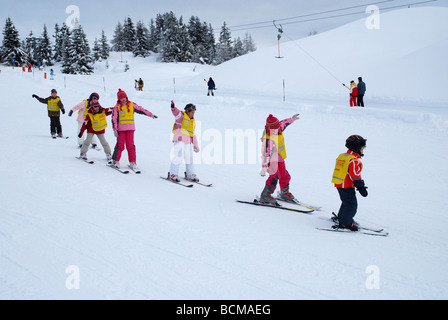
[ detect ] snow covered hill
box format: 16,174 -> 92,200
1,7 -> 447,300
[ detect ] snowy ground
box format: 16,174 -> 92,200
1,7 -> 448,300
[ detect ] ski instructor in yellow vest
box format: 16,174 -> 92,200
32,89 -> 66,138
331,135 -> 368,231
167,100 -> 200,182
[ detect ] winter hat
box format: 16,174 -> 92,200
117,89 -> 128,101
265,114 -> 280,130
89,92 -> 99,100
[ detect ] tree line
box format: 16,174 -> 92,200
0,12 -> 256,75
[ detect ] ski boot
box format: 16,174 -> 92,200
168,172 -> 180,182
259,185 -> 279,205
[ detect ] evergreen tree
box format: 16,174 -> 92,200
99,30 -> 110,60
158,12 -> 180,62
243,32 -> 256,53
215,22 -> 232,65
111,22 -> 124,52
24,31 -> 37,65
232,36 -> 244,58
37,25 -> 53,66
133,20 -> 150,57
92,38 -> 101,61
147,19 -> 158,53
1,17 -> 25,65
60,26 -> 73,73
61,23 -> 94,74
177,16 -> 193,62
122,17 -> 136,51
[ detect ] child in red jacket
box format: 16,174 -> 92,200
78,96 -> 112,162
331,135 -> 368,231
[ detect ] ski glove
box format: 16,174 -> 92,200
260,167 -> 267,177
68,110 -> 73,117
292,113 -> 300,119
353,179 -> 368,197
152,114 -> 158,119
78,132 -> 83,138
32,94 -> 37,98
171,100 -> 175,109
114,131 -> 119,138
61,108 -> 65,115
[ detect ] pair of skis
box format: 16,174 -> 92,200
236,196 -> 318,214
76,157 -> 140,174
160,173 -> 212,188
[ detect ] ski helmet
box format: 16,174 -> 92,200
89,92 -> 99,100
345,135 -> 367,155
184,104 -> 196,112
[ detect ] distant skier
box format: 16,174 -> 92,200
167,100 -> 200,182
77,97 -> 113,163
32,89 -> 66,138
138,78 -> 144,91
68,93 -> 101,149
206,77 -> 215,96
357,77 -> 366,107
50,69 -> 54,80
331,135 -> 368,231
348,80 -> 358,107
111,89 -> 158,170
259,113 -> 300,205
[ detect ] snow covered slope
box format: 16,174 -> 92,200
1,7 -> 447,300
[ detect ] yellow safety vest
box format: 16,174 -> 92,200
88,111 -> 108,132
173,112 -> 195,137
118,102 -> 135,125
264,131 -> 287,159
331,153 -> 357,184
47,97 -> 61,112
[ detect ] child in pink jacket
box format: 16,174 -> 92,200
259,113 -> 300,205
111,89 -> 158,170
68,92 -> 100,148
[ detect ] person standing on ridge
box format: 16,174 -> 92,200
357,77 -> 366,107
206,77 -> 215,96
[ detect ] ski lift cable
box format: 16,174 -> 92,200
282,31 -> 345,86
226,0 -> 438,33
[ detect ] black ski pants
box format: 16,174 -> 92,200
49,116 -> 62,134
337,187 -> 358,227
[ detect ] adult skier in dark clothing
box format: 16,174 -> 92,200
357,77 -> 366,107
207,77 -> 215,96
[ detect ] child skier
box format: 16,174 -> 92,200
68,92 -> 100,149
168,100 -> 200,182
111,89 -> 158,170
331,135 -> 368,231
259,113 -> 300,205
78,98 -> 113,162
32,89 -> 66,138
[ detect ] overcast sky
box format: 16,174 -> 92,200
1,0 -> 446,48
